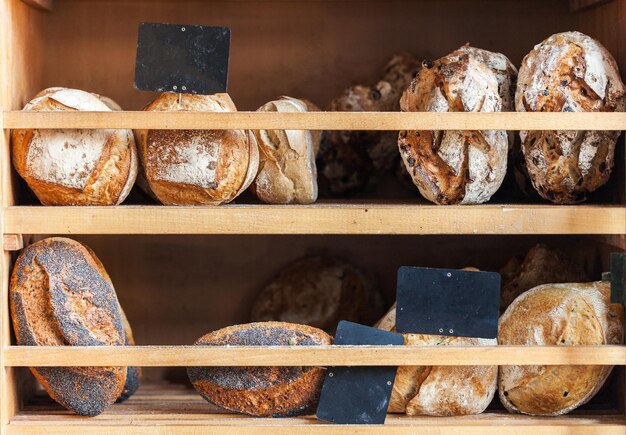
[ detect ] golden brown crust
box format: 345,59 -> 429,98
11,88 -> 137,206
135,93 -> 259,205
187,322 -> 331,417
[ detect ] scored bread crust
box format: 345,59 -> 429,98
134,93 -> 259,205
376,304 -> 497,416
253,96 -> 318,204
11,88 -> 138,206
10,237 -> 126,416
398,51 -> 509,204
187,322 -> 332,417
516,31 -> 626,204
498,281 -> 625,416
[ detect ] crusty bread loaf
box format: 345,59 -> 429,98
382,52 -> 421,107
10,237 -> 127,416
499,244 -> 588,312
250,256 -> 385,334
377,304 -> 497,416
187,322 -> 332,417
117,308 -> 141,402
252,96 -> 318,204
399,48 -> 510,204
516,31 -> 626,204
11,88 -> 137,206
498,281 -> 624,416
135,93 -> 259,205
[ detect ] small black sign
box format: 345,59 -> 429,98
315,321 -> 403,425
610,252 -> 626,304
396,266 -> 500,339
134,22 -> 230,95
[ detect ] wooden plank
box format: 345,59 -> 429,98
19,0 -> 52,12
3,111 -> 626,131
4,205 -> 625,235
5,345 -> 626,367
2,234 -> 23,251
570,0 -> 613,12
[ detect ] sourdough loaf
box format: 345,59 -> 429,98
516,31 -> 626,204
10,238 -> 127,416
377,304 -> 497,416
498,281 -> 624,416
11,88 -> 137,206
250,256 -> 384,334
252,96 -> 318,204
382,52 -> 422,108
135,93 -> 259,205
187,322 -> 332,417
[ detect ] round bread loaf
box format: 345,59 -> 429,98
516,31 -> 626,204
382,52 -> 421,106
187,322 -> 332,417
498,281 -> 624,416
11,88 -> 137,206
252,96 -> 318,204
10,237 -> 127,416
250,256 -> 385,334
377,304 -> 497,416
399,49 -> 509,204
135,93 -> 259,205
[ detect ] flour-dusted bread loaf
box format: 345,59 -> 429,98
498,281 -> 624,416
250,256 -> 385,334
187,322 -> 332,417
10,238 -> 127,416
499,244 -> 588,312
399,49 -> 509,204
11,88 -> 137,206
252,96 -> 318,204
516,32 -> 626,204
376,304 -> 497,416
135,93 -> 259,205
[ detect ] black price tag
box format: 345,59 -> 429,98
134,22 -> 230,95
315,321 -> 403,425
396,267 -> 500,339
610,252 -> 626,304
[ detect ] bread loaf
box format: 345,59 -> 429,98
382,52 -> 421,107
498,281 -> 624,416
135,93 -> 259,205
11,88 -> 137,206
250,256 -> 385,334
252,96 -> 318,204
187,322 -> 332,417
516,31 -> 626,204
117,308 -> 141,402
376,304 -> 497,416
399,48 -> 511,204
10,238 -> 127,416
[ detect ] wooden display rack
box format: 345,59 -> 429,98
1,0 -> 626,433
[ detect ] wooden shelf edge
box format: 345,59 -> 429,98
4,205 -> 625,235
3,111 -> 626,131
5,345 -> 626,367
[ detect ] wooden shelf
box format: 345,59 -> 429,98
7,383 -> 625,435
4,204 -> 625,235
3,111 -> 626,131
5,345 -> 626,367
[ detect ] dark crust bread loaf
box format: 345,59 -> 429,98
498,281 -> 625,416
399,49 -> 509,204
11,87 -> 137,206
249,256 -> 385,334
10,237 -> 126,416
516,31 -> 626,204
187,322 -> 332,417
135,93 -> 259,205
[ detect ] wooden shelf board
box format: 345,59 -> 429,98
3,111 -> 626,131
5,345 -> 626,367
4,204 -> 625,235
6,383 -> 625,434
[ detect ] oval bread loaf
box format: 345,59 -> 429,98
377,304 -> 497,416
10,237 -> 127,416
11,88 -> 137,206
187,322 -> 332,417
516,31 -> 626,204
498,281 -> 625,416
135,93 -> 259,205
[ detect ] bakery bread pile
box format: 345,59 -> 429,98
10,238 -> 139,416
